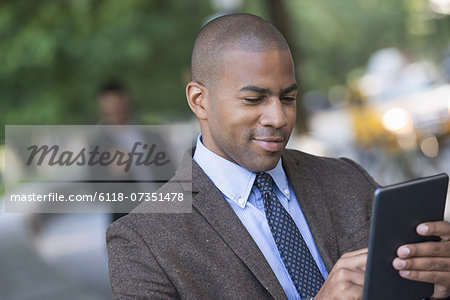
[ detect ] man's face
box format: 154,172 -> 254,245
98,92 -> 131,125
202,49 -> 297,172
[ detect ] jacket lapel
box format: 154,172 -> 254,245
176,153 -> 287,299
282,152 -> 340,272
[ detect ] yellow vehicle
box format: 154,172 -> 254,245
350,48 -> 450,158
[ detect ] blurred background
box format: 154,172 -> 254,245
0,0 -> 449,299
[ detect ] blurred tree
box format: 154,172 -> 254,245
285,0 -> 449,94
0,0 -> 212,141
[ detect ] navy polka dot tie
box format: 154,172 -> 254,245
255,172 -> 324,299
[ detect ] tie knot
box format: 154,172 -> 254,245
255,172 -> 274,194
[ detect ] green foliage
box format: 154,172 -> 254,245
0,0 -> 212,142
286,0 -> 450,93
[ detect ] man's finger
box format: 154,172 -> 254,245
397,241 -> 450,258
398,270 -> 450,287
347,268 -> 365,287
393,257 -> 450,272
341,248 -> 368,258
315,269 -> 365,300
417,221 -> 450,240
336,251 -> 368,272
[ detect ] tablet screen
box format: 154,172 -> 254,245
362,173 -> 449,300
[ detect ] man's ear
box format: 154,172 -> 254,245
186,81 -> 208,120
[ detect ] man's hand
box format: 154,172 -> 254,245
392,221 -> 450,299
314,248 -> 367,300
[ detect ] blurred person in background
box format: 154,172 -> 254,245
96,81 -> 135,222
97,81 -> 136,126
95,81 -> 175,222
107,13 -> 450,300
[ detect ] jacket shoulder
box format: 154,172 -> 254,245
282,148 -> 379,187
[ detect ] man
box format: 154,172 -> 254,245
95,81 -> 175,222
107,14 -> 450,299
96,81 -> 136,222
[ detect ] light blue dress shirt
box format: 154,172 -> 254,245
193,135 -> 328,300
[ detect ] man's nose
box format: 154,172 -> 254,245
259,97 -> 288,128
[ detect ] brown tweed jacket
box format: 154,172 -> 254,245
106,149 -> 378,299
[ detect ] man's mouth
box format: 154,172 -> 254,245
252,137 -> 285,152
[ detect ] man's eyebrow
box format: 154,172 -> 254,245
281,83 -> 298,94
239,85 -> 271,94
239,84 -> 298,95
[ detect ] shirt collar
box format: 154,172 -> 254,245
193,135 -> 290,208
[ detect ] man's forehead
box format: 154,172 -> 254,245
216,49 -> 295,81
217,49 -> 294,73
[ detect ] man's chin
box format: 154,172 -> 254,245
243,153 -> 282,173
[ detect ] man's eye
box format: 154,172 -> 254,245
244,97 -> 263,103
281,97 -> 296,102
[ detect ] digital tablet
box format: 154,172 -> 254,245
362,173 -> 449,300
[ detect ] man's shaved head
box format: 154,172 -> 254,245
191,13 -> 290,86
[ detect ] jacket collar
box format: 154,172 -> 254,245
174,149 -> 287,299
281,151 -> 339,272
